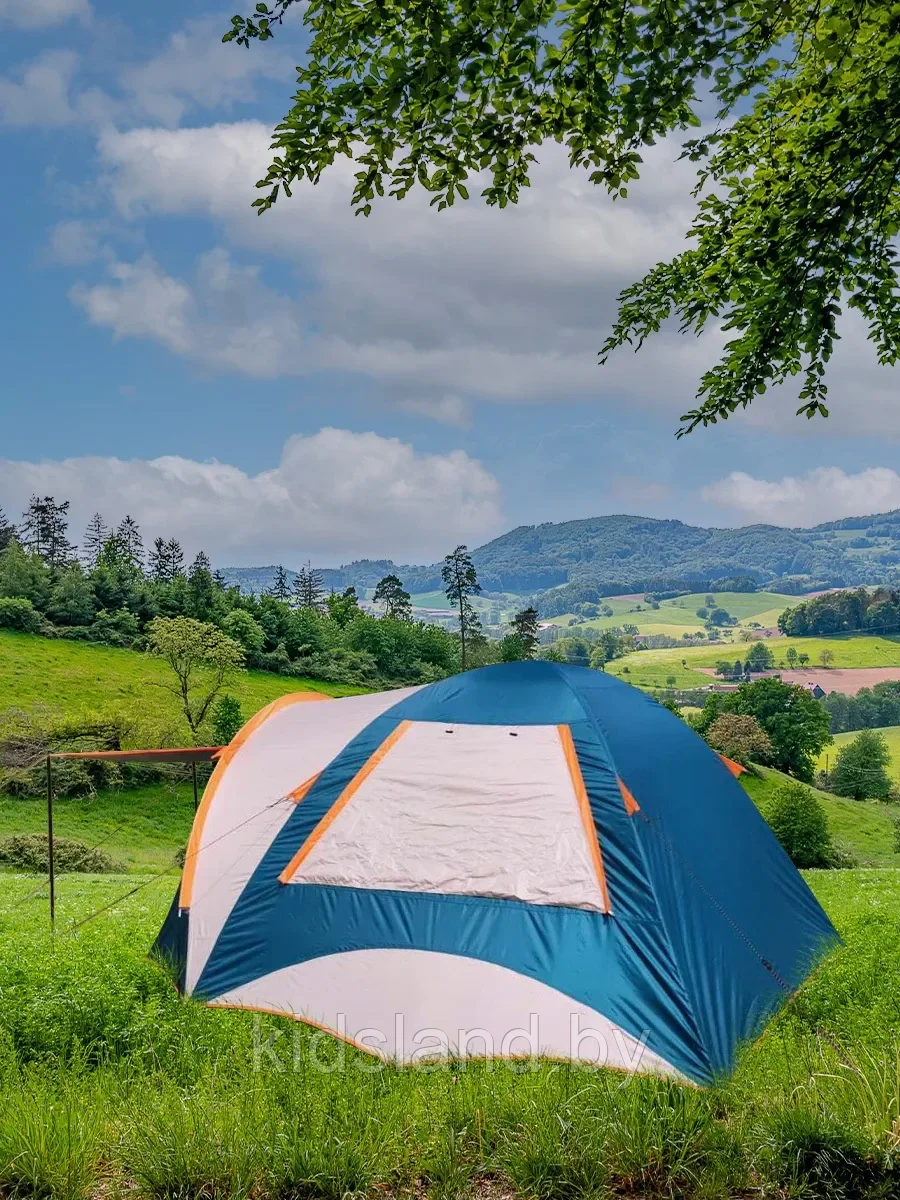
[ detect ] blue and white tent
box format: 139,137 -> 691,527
155,661 -> 837,1084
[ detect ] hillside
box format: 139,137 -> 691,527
817,725 -> 900,787
222,508 -> 900,600
0,630 -> 360,742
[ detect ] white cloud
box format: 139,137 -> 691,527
0,429 -> 503,564
45,219 -> 109,265
703,467 -> 900,526
0,0 -> 90,29
79,122 -> 705,416
0,50 -> 80,125
80,120 -> 900,436
120,14 -> 294,127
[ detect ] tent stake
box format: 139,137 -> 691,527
46,754 -> 55,929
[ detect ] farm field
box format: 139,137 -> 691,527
608,633 -> 900,691
1,865 -> 898,1199
817,725 -> 900,786
546,590 -> 798,635
0,630 -> 361,738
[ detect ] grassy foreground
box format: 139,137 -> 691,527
0,870 -> 898,1199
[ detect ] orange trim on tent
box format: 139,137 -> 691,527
279,720 -> 413,884
288,773 -> 320,803
718,754 -> 747,777
557,724 -> 611,914
179,691 -> 332,909
617,778 -> 641,815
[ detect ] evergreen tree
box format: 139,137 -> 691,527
166,538 -> 186,579
373,573 -> 412,620
82,513 -> 109,569
267,564 -> 292,601
116,515 -> 145,572
20,496 -> 75,569
46,562 -> 97,627
293,561 -> 325,610
188,551 -> 217,620
0,507 -> 16,553
511,606 -> 540,659
213,570 -> 228,591
441,544 -> 481,670
148,537 -> 168,582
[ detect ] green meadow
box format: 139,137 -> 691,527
0,629 -> 361,741
608,633 -> 900,691
546,591 -> 799,636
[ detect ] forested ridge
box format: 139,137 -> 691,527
224,511 -> 900,602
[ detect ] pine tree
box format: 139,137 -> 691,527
166,538 -> 185,579
213,570 -> 228,591
189,550 -> 212,578
148,537 -> 168,582
116,515 -> 144,572
373,573 -> 412,620
0,507 -> 14,553
82,513 -> 109,569
267,564 -> 292,601
293,561 -> 325,610
20,496 -> 75,568
511,606 -> 540,658
441,545 -> 481,670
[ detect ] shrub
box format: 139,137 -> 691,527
0,597 -> 42,634
0,835 -> 124,874
211,694 -> 244,745
764,781 -> 835,868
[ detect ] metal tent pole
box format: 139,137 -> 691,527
46,754 -> 55,928
192,761 -> 199,812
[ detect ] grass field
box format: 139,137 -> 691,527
1,865 -> 898,1199
609,633 -> 900,691
546,591 -> 799,636
0,630 -> 362,741
817,726 -> 900,786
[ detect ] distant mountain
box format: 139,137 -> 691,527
222,509 -> 900,606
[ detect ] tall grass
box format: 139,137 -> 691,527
1,871 -> 899,1198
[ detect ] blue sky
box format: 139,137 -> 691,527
2,0 -> 900,567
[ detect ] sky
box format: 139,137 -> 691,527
2,0 -> 900,568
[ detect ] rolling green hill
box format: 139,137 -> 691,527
607,633 -> 900,690
224,508 -> 900,602
546,589 -> 799,636
741,766 -> 898,866
0,630 -> 361,742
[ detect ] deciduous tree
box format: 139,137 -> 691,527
146,616 -> 245,740
829,729 -> 893,800
224,0 -> 900,430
